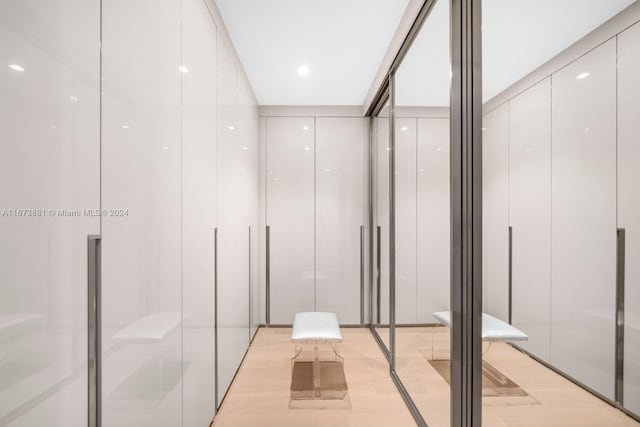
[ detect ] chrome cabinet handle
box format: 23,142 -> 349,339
88,235 -> 101,427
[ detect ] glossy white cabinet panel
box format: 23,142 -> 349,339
315,118 -> 364,324
375,113 -> 391,343
182,0 -> 217,423
216,38 -> 250,403
618,21 -> 640,416
395,118 -> 417,324
0,1 -> 99,425
265,117 -> 316,324
416,119 -> 450,323
482,103 -> 510,323
236,75 -> 260,339
102,0 -> 182,424
551,38 -> 617,399
509,78 -> 552,362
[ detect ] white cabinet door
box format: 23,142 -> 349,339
315,118 -> 364,324
266,117 -> 316,324
102,0 -> 182,425
509,78 -> 552,362
416,118 -> 450,323
235,79 -> 260,339
0,1 -> 99,425
551,38 -> 617,399
395,118 -> 417,324
376,115 -> 391,326
181,0 -> 217,423
618,21 -> 640,416
482,103 -> 510,322
216,39 -> 250,402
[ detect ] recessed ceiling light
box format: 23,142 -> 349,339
121,124 -> 129,129
9,64 -> 24,72
228,125 -> 235,131
161,146 -> 169,150
576,72 -> 590,79
242,146 -> 249,151
303,125 -> 310,131
401,126 -> 408,131
304,146 -> 310,151
386,147 -> 391,151
325,168 -> 331,173
297,65 -> 310,76
179,65 -> 189,73
481,127 -> 487,131
436,147 -> 443,152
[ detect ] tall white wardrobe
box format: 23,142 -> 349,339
375,111 -> 451,326
262,112 -> 366,325
0,0 -> 259,425
483,20 -> 640,416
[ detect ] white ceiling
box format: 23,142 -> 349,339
215,0 -> 410,106
217,0 -> 636,107
395,0 -> 635,106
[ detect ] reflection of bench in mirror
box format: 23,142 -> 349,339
110,312 -> 185,401
290,312 -> 347,400
431,311 -> 529,397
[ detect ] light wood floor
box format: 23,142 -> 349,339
395,326 -> 640,427
213,327 -> 640,427
212,327 -> 416,427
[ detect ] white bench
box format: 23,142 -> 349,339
291,312 -> 346,400
433,311 -> 528,342
292,312 -> 342,343
113,312 -> 183,343
433,311 -> 528,385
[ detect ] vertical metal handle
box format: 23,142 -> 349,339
87,235 -> 101,427
214,227 -> 219,410
376,225 -> 381,324
508,226 -> 513,325
266,225 -> 270,325
360,225 -> 365,325
615,228 -> 625,405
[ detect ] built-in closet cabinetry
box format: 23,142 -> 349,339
265,117 -> 316,324
181,0 -> 218,423
508,78 -> 552,362
376,117 -> 391,324
551,38 -> 617,399
395,118 -> 418,325
618,21 -> 640,416
102,0 -> 183,425
416,118 -> 450,323
264,116 -> 365,325
215,36 -> 260,407
376,114 -> 451,325
100,0 -> 259,424
483,37 -> 623,403
316,118 -> 365,323
482,104 -> 510,324
0,1 -> 100,425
